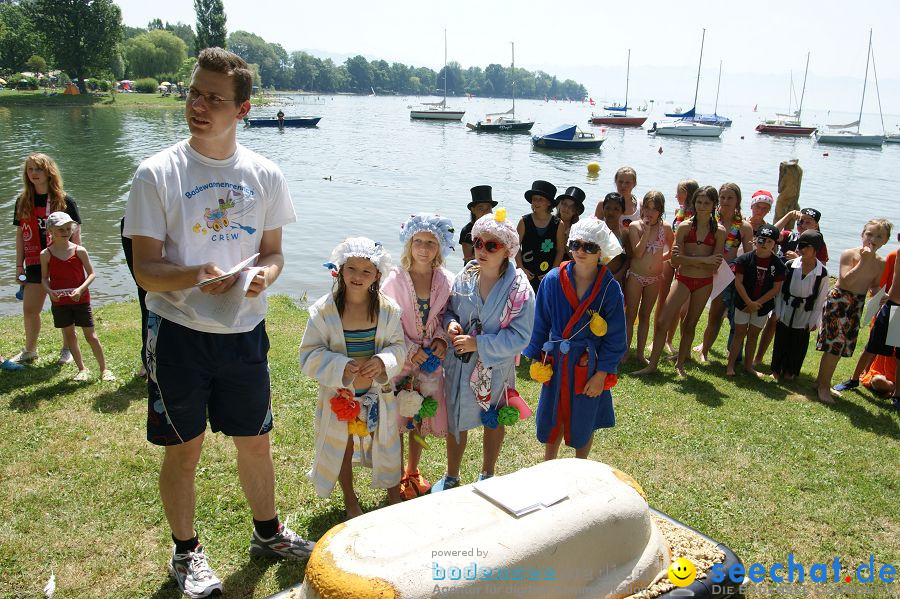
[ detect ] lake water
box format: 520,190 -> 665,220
1,95 -> 898,316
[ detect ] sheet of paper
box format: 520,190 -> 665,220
863,288 -> 886,324
708,260 -> 736,304
195,253 -> 260,287
191,267 -> 261,327
473,471 -> 568,517
885,305 -> 900,347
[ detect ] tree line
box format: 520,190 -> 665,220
0,0 -> 586,99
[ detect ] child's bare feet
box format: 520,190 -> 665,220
636,355 -> 649,366
744,366 -> 763,379
692,344 -> 708,363
632,364 -> 657,375
387,487 -> 403,505
725,367 -> 736,376
675,364 -> 687,377
665,343 -> 676,356
345,494 -> 363,519
817,386 -> 837,404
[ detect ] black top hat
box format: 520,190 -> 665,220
800,207 -> 822,223
556,186 -> 586,215
468,185 -> 497,210
524,180 -> 558,206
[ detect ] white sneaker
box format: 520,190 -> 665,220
9,349 -> 38,364
169,545 -> 222,598
58,348 -> 74,365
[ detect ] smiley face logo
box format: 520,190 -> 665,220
668,557 -> 696,587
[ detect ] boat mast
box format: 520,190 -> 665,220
713,59 -> 722,115
624,49 -> 630,112
443,28 -> 448,107
787,71 -> 793,116
511,41 -> 515,119
798,52 -> 809,123
692,28 -> 705,111
857,29 -> 872,134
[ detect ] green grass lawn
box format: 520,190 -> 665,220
0,296 -> 897,598
0,89 -> 271,108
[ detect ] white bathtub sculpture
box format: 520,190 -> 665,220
294,459 -> 672,598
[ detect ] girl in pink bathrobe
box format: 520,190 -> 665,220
381,213 -> 456,499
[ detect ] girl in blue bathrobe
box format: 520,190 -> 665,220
523,217 -> 627,459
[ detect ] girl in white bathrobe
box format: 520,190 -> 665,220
299,238 -> 407,518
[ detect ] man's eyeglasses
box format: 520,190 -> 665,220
473,237 -> 505,253
187,88 -> 235,107
567,240 -> 600,254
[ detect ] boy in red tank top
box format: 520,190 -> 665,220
39,212 -> 114,382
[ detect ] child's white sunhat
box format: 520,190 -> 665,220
568,217 -> 623,260
325,237 -> 392,279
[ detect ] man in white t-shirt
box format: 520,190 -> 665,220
123,48 -> 312,598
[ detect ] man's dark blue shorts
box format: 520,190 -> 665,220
146,312 -> 273,446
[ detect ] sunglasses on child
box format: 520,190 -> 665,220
567,240 -> 600,254
472,237 -> 505,253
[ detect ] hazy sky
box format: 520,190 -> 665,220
118,0 -> 900,113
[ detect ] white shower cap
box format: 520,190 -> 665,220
325,237 -> 392,279
568,217 -> 623,261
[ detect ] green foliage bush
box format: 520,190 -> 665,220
134,77 -> 159,93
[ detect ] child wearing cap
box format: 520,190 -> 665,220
39,211 -> 114,382
771,230 -> 829,381
381,214 -> 456,499
517,180 -> 567,292
437,209 -> 536,490
460,185 -> 497,264
298,237 -> 407,518
524,217 -> 626,460
748,190 -> 774,232
726,224 -> 786,377
755,206 -> 830,366
815,219 -> 892,404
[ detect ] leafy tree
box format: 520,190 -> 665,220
484,63 -> 506,96
194,0 -> 226,53
123,25 -> 146,40
226,30 -> 278,86
34,0 -> 123,92
109,51 -> 125,79
165,22 -> 196,57
344,55 -> 372,92
436,61 -> 463,95
123,29 -> 187,80
147,17 -> 164,30
291,51 -> 319,90
0,1 -> 43,72
25,54 -> 46,73
175,56 -> 196,84
268,42 -> 291,89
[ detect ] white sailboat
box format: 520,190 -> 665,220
410,29 -> 465,121
651,29 -> 723,138
817,30 -> 884,146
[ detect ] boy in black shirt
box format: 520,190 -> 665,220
727,224 -> 786,377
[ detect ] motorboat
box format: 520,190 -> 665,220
533,124 -> 605,149
244,116 -> 321,128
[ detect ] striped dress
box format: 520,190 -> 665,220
299,293 -> 407,498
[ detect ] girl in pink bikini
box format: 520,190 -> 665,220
624,191 -> 674,364
635,186 -> 725,376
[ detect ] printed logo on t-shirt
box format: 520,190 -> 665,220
188,185 -> 258,242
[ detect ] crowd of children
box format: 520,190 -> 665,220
7,154 -> 898,520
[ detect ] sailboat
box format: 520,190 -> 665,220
467,42 -> 534,132
654,29 -> 723,137
589,50 -> 647,127
757,53 -> 817,136
681,60 -> 732,126
816,29 -> 884,146
410,29 -> 465,121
